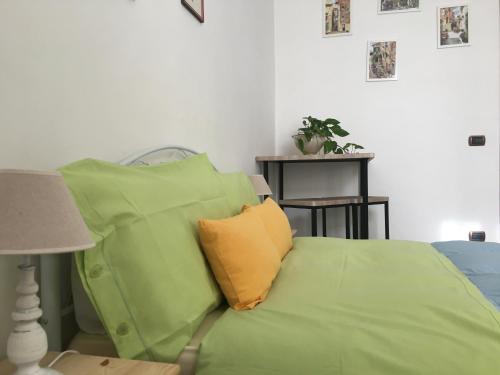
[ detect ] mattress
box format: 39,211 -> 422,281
68,332 -> 117,358
69,305 -> 226,375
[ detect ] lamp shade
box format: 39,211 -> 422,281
249,175 -> 273,196
0,169 -> 95,255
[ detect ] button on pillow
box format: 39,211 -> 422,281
199,210 -> 281,310
243,198 -> 293,259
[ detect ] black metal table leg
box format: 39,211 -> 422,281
384,202 -> 390,240
311,208 -> 318,237
322,208 -> 327,237
345,206 -> 351,239
352,205 -> 359,240
263,161 -> 269,183
278,162 -> 284,201
262,162 -> 270,200
359,159 -> 369,239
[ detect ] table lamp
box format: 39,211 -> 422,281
0,170 -> 95,375
249,175 -> 272,199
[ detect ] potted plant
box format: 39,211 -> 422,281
293,116 -> 364,155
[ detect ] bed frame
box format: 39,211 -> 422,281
39,146 -> 199,351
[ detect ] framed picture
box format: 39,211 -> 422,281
378,0 -> 420,14
366,41 -> 398,82
323,0 -> 351,37
182,0 -> 204,23
437,5 -> 469,48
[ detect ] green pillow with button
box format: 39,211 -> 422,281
62,154 -> 248,362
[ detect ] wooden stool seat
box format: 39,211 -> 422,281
280,196 -> 389,239
279,196 -> 388,207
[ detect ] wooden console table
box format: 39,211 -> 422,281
255,153 -> 375,239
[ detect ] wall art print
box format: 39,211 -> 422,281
367,41 -> 398,81
438,5 -> 469,48
324,0 -> 351,37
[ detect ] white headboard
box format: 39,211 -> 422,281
119,146 -> 198,166
40,146 -> 199,351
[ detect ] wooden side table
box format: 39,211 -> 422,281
0,352 -> 181,375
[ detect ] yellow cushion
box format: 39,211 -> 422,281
198,210 -> 281,310
243,198 -> 293,259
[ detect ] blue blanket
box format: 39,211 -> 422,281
432,241 -> 500,310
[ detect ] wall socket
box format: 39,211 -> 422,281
469,231 -> 486,242
468,135 -> 486,146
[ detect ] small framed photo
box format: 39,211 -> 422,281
378,0 -> 420,14
323,0 -> 351,37
366,41 -> 398,82
182,0 -> 204,23
437,5 -> 469,48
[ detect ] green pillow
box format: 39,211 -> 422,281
61,155 -> 260,362
218,172 -> 260,214
61,154 -> 235,361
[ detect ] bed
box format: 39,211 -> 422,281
41,146 -> 500,375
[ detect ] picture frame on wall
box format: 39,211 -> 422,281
378,0 -> 420,14
366,41 -> 398,82
323,0 -> 351,37
437,5 -> 469,48
182,0 -> 204,23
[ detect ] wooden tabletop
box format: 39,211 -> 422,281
255,153 -> 375,162
0,352 -> 180,375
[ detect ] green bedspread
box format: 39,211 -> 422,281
197,238 -> 500,375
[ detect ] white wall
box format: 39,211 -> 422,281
274,0 -> 499,242
0,0 -> 275,358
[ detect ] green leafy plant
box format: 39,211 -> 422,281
296,116 -> 364,154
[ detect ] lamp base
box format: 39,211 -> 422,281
7,261 -> 61,375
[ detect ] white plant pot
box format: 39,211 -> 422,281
292,135 -> 326,155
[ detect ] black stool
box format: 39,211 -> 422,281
280,197 -> 357,238
350,197 -> 390,240
280,196 -> 389,239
